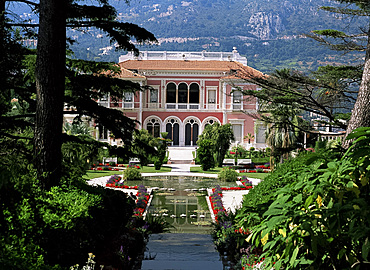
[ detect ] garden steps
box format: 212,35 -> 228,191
141,233 -> 222,270
169,160 -> 193,164
168,147 -> 195,164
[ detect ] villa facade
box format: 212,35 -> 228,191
96,49 -> 266,148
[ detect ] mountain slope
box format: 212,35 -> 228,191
113,0 -> 360,40
12,0 -> 364,72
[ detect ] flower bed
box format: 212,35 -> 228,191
255,165 -> 270,169
106,183 -> 139,189
209,185 -> 227,223
133,185 -> 150,218
105,177 -> 150,218
238,169 -> 270,173
238,176 -> 253,189
92,166 -> 120,171
127,163 -> 140,169
209,186 -> 257,268
105,174 -> 139,189
90,163 -> 121,171
212,186 -> 252,192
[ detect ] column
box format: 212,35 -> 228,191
222,82 -> 227,124
139,82 -> 143,128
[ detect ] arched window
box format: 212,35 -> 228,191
178,83 -> 188,103
185,118 -> 199,146
203,117 -> 221,131
146,118 -> 161,138
98,124 -> 108,140
204,119 -> 215,128
166,83 -> 176,103
189,83 -> 199,103
165,118 -> 179,145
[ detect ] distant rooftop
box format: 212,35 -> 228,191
119,47 -> 248,66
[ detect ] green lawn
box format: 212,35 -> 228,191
139,165 -> 172,173
83,170 -> 121,180
83,165 -> 172,180
239,173 -> 269,180
189,166 -> 223,174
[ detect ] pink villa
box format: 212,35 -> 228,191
96,49 -> 267,149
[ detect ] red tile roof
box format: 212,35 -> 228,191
119,60 -> 263,79
101,66 -> 146,79
120,67 -> 146,79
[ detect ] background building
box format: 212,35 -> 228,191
96,49 -> 266,149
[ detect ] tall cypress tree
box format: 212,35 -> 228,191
3,0 -> 157,188
34,0 -> 66,189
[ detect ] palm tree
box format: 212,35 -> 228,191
244,133 -> 255,144
263,104 -> 300,168
63,121 -> 92,136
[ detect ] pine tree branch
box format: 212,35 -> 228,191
7,0 -> 38,7
6,23 -> 39,27
0,132 -> 32,140
320,6 -> 369,16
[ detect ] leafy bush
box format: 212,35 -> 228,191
197,139 -> 215,171
218,167 -> 238,182
235,128 -> 370,270
197,123 -> 234,167
242,150 -> 335,207
251,157 -> 270,164
154,158 -> 162,170
0,161 -> 144,270
123,167 -> 142,180
144,214 -> 174,234
211,211 -> 253,268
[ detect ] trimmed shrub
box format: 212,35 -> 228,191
123,167 -> 142,180
154,158 -> 162,170
197,139 -> 215,171
218,167 -> 238,182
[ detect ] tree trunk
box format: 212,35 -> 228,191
0,0 -> 4,36
342,20 -> 370,148
34,0 -> 66,189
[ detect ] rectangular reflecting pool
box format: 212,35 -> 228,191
127,176 -> 238,234
148,190 -> 212,234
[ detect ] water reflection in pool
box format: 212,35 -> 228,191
128,175 -> 236,234
148,190 -> 212,234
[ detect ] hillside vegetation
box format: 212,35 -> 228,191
65,0 -> 367,72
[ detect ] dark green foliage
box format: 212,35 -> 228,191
242,152 -> 317,207
0,163 -> 137,269
211,212 -> 252,267
1,1 -> 157,267
124,167 -> 142,180
153,134 -> 170,170
238,68 -> 352,133
236,128 -> 370,269
196,139 -> 215,171
131,129 -> 158,166
198,123 -> 234,167
312,29 -> 347,38
2,0 -> 157,187
218,167 -> 239,182
144,214 -> 174,234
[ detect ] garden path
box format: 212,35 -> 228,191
141,233 -> 223,270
